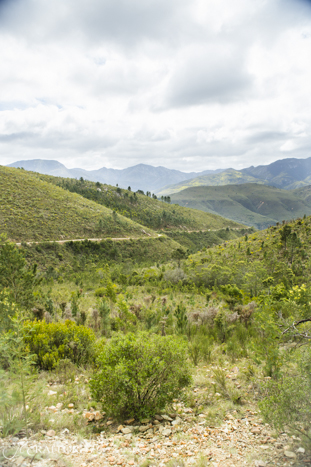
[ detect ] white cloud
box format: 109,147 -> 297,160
0,0 -> 311,171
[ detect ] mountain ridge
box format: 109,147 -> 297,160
7,159 -> 223,193
157,156 -> 311,195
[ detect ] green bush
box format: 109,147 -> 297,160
259,347 -> 311,443
90,331 -> 192,420
22,320 -> 96,370
95,287 -> 106,297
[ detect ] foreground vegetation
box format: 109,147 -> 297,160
0,210 -> 311,462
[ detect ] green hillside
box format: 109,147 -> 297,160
183,214 -> 311,292
170,183 -> 311,229
157,169 -> 266,196
0,166 -> 155,242
31,172 -> 246,232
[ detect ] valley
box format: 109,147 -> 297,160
0,165 -> 310,467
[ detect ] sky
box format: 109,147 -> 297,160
0,0 -> 311,172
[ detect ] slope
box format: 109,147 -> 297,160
183,215 -> 311,294
31,172 -> 246,232
157,169 -> 267,196
170,183 -> 311,229
0,166 -> 155,242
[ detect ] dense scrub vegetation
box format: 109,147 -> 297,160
0,210 -> 311,453
165,227 -> 253,253
33,172 -> 244,232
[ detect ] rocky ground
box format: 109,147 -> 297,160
1,407 -> 310,467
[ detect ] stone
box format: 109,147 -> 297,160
121,427 -> 133,434
251,427 -> 261,434
161,415 -> 173,421
107,421 -> 113,426
85,413 -> 95,422
284,451 -> 296,459
94,411 -> 103,420
297,447 -> 305,454
124,433 -> 132,440
47,390 -> 57,396
153,420 -> 160,425
172,418 -> 182,426
162,428 -> 172,437
47,406 -> 57,412
139,426 -> 149,432
46,430 -> 56,437
254,461 -> 266,467
154,415 -> 163,421
140,418 -> 150,424
117,425 -> 123,432
68,403 -> 74,408
125,418 -> 135,425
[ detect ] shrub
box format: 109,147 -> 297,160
22,320 -> 96,370
0,290 -> 19,333
90,331 -> 192,420
259,347 -> 311,443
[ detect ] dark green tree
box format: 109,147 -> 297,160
0,238 -> 38,308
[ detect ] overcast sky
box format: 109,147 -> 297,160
0,0 -> 311,172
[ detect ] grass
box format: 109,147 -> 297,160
30,172 -> 246,232
0,166 -> 155,242
169,183 -> 311,230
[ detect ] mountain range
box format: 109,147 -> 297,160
7,159 -> 222,193
158,157 -> 311,195
8,156 -> 311,196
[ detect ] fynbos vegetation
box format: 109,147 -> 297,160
0,166 -> 310,465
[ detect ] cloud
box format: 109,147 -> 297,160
165,44 -> 253,107
0,0 -> 311,173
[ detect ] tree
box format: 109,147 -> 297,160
0,238 -> 38,308
128,186 -> 131,191
280,224 -> 292,250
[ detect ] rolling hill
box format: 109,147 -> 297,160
183,214 -> 311,293
0,166 -> 251,262
157,169 -> 266,196
0,166 -> 155,242
170,183 -> 311,229
30,172 -> 246,233
157,157 -> 311,196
